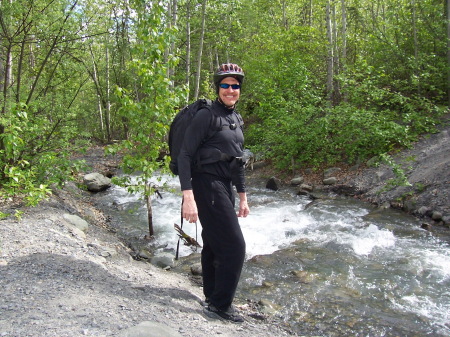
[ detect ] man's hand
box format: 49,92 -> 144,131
237,192 -> 250,217
182,190 -> 198,223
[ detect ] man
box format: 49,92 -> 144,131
177,63 -> 249,323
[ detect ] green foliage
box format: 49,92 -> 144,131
0,0 -> 92,204
243,49 -> 444,171
0,210 -> 23,221
231,0 -> 447,172
106,0 -> 187,198
245,90 -> 442,171
378,153 -> 412,191
0,103 -> 86,205
0,0 -> 448,203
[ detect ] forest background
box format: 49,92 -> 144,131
0,0 -> 449,212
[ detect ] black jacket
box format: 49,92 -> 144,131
178,99 -> 246,193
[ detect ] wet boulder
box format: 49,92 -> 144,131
83,172 -> 111,192
323,177 -> 338,185
290,176 -> 304,186
258,299 -> 282,315
266,176 -> 282,191
151,252 -> 176,269
324,167 -> 341,178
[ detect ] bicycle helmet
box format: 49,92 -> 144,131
214,63 -> 245,89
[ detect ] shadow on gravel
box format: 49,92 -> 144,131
0,253 -> 199,315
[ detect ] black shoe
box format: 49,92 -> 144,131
203,304 -> 244,323
200,297 -> 210,307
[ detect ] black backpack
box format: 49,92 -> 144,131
168,99 -> 213,175
168,99 -> 245,175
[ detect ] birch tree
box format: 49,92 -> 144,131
447,0 -> 450,106
185,0 -> 191,102
326,0 -> 335,105
193,0 -> 207,100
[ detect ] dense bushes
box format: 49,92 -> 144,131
242,60 -> 444,171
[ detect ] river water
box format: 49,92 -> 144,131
92,174 -> 450,337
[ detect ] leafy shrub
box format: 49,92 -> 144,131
0,103 -> 85,206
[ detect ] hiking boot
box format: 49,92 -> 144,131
203,304 -> 244,323
200,297 -> 210,307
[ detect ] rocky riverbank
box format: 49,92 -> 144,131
254,113 -> 450,230
0,180 -> 293,337
1,114 -> 448,337
333,114 -> 450,229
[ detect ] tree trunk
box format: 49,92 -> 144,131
170,0 -> 178,84
332,2 -> 340,103
215,49 -> 219,69
165,0 -> 171,78
89,45 -> 105,138
145,183 -> 154,238
0,0 -> 13,157
446,0 -> 450,106
309,0 -> 313,26
1,41 -> 12,110
411,0 -> 420,95
194,0 -> 207,100
341,0 -> 347,102
16,33 -> 27,103
105,46 -> 111,142
326,0 -> 334,106
186,0 -> 191,103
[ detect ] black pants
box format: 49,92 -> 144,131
192,173 -> 246,311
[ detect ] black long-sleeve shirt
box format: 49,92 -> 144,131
178,99 -> 246,193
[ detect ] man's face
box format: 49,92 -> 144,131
219,77 -> 240,107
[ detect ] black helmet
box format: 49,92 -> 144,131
214,63 -> 245,87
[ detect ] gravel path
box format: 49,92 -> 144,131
0,186 -> 292,337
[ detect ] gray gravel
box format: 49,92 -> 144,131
0,187 -> 292,337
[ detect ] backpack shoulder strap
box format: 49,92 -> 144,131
216,111 -> 244,131
234,111 -> 244,128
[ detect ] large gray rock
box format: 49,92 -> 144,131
118,321 -> 183,337
63,213 -> 89,232
83,172 -> 111,192
323,177 -> 338,185
151,252 -> 176,269
290,176 -> 304,186
324,167 -> 341,178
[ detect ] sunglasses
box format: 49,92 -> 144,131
219,83 -> 241,90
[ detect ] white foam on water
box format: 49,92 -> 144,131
418,248 -> 450,281
391,294 -> 450,334
107,174 -> 450,335
349,224 -> 396,255
132,174 -> 316,259
239,205 -> 314,259
108,184 -> 142,204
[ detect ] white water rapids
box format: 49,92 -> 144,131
92,173 -> 450,336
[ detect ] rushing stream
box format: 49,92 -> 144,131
92,174 -> 450,337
